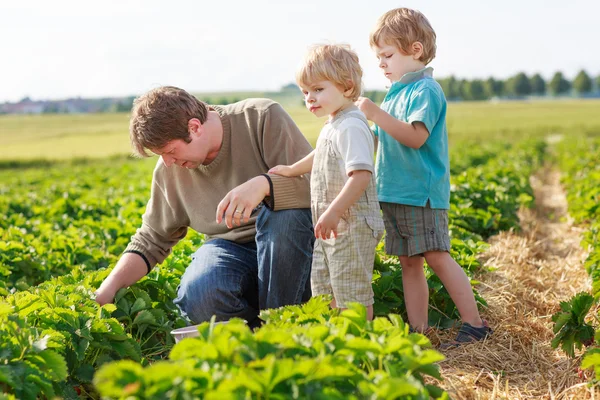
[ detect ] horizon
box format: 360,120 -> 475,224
2,0 -> 599,103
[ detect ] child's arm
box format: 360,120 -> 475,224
356,97 -> 429,149
269,149 -> 315,177
314,170 -> 371,240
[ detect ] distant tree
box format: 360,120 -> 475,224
529,73 -> 546,95
438,76 -> 460,99
484,77 -> 504,98
43,103 -> 60,113
115,96 -> 135,112
548,72 -> 571,95
596,74 -> 600,91
281,83 -> 299,91
458,79 -> 471,100
510,72 -> 532,96
469,79 -> 486,100
217,97 -> 230,105
572,69 -> 592,95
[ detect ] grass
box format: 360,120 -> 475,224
1,99 -> 599,161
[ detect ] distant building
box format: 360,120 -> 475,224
0,96 -> 135,115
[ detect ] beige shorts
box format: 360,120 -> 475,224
380,202 -> 451,257
311,215 -> 383,307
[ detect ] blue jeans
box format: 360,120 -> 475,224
173,207 -> 314,328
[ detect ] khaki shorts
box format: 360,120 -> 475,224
311,215 -> 383,307
380,202 -> 451,257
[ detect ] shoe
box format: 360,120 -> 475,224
440,320 -> 492,349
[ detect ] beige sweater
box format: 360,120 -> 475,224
125,99 -> 313,269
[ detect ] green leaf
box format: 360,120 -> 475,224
37,350 -> 68,381
130,298 -> 147,314
132,310 -> 157,326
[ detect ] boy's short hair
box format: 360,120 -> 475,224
370,8 -> 437,65
296,44 -> 363,101
129,86 -> 208,157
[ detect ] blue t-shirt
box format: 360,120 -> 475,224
373,67 -> 450,209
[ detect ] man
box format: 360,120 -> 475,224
94,86 -> 314,328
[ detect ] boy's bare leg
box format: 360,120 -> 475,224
424,251 -> 483,327
399,255 -> 429,331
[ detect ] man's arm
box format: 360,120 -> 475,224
95,253 -> 148,305
260,103 -> 314,210
216,175 -> 270,229
95,165 -> 189,305
356,97 -> 429,149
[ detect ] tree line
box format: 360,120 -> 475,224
364,69 -> 600,103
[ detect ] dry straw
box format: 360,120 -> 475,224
431,167 -> 599,399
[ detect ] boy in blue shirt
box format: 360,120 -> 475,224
356,7 -> 492,346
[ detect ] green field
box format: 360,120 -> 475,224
1,99 -> 599,161
2,96 -> 600,398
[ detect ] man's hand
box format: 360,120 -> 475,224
216,175 -> 270,229
355,97 -> 381,121
94,282 -> 119,306
94,287 -> 116,306
268,165 -> 295,177
93,246 -> 152,306
314,209 -> 341,240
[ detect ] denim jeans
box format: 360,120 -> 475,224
173,207 -> 314,328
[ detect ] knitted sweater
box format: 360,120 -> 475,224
124,99 -> 312,269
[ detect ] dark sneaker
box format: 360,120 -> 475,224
440,320 -> 492,349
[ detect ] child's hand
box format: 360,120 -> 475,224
355,97 -> 380,121
268,165 -> 294,177
314,210 -> 341,240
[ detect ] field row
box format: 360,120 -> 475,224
551,135 -> 600,382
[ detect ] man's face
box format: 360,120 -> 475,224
151,127 -> 213,169
374,41 -> 422,83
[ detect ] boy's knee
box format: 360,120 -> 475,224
399,256 -> 424,269
423,250 -> 450,268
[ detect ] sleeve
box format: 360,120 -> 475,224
260,103 -> 313,210
406,88 -> 443,135
124,167 -> 189,273
334,121 -> 375,176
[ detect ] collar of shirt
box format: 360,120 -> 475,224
328,104 -> 360,124
388,67 -> 434,95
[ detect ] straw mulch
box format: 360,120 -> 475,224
430,168 -> 599,399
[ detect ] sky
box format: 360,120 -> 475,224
1,0 -> 599,103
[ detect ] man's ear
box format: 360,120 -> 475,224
188,118 -> 202,136
411,42 -> 424,60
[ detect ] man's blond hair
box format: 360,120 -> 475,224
296,44 -> 363,101
370,8 -> 437,65
129,86 -> 208,157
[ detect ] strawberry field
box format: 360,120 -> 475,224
2,100 -> 600,398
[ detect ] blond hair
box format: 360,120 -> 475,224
129,86 -> 208,157
370,8 -> 437,65
296,44 -> 363,101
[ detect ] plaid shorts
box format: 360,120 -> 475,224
380,202 -> 451,257
311,215 -> 383,307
